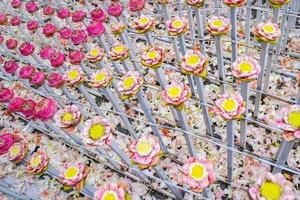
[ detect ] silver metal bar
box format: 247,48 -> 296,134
226,120 -> 235,182
215,36 -> 226,94
239,82 -> 249,149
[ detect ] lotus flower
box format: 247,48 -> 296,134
63,66 -> 85,86
249,172 -> 295,200
231,56 -> 261,81
57,7 -> 70,19
0,133 -> 14,155
109,44 -> 130,61
89,68 -> 113,88
42,23 -> 57,37
54,105 -> 81,128
81,116 -> 112,146
8,97 -> 25,112
27,20 -> 39,32
35,98 -> 57,121
30,71 -> 46,86
19,42 -> 35,56
275,105 -> 300,141
43,5 -> 54,16
117,71 -> 143,99
91,8 -> 106,22
4,60 -> 19,74
141,46 -> 164,68
47,72 -> 65,88
19,65 -> 36,79
110,23 -> 126,35
59,162 -> 88,188
71,29 -> 87,45
131,15 -> 155,33
86,47 -> 105,63
72,10 -> 86,22
222,0 -> 246,7
0,13 -> 8,25
253,21 -> 281,43
11,0 -> 22,9
39,45 -> 54,60
182,157 -> 215,192
50,51 -> 65,68
128,0 -> 145,12
6,38 -> 18,50
86,21 -> 105,37
26,150 -> 49,174
20,99 -> 36,119
10,16 -> 21,26
0,84 -> 14,103
68,50 -> 84,64
207,16 -> 231,36
94,183 -> 130,200
185,0 -> 205,7
129,135 -> 161,169
268,0 -> 291,8
58,27 -> 72,39
181,48 -> 208,77
8,142 -> 27,163
166,17 -> 189,36
107,2 -> 123,17
25,1 -> 38,13
161,82 -> 191,107
214,93 -> 245,120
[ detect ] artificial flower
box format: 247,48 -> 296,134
91,8 -> 106,22
71,29 -> 87,45
42,23 -> 57,37
207,16 -> 231,36
6,38 -> 18,50
10,16 -> 21,26
86,47 -> 105,63
222,0 -> 246,7
94,183 -> 131,200
47,72 -> 65,88
4,60 -> 19,74
253,21 -> 281,43
58,27 -> 72,40
19,65 -> 36,79
39,45 -> 54,60
0,84 -> 14,103
0,13 -> 7,25
30,71 -> 46,86
110,23 -> 126,35
185,0 -> 205,8
231,56 -> 261,81
117,71 -> 143,99
57,7 -> 70,19
72,10 -> 86,23
161,82 -> 191,107
35,98 -> 57,121
26,20 -> 39,32
166,17 -> 189,36
25,1 -> 38,13
0,133 -> 14,155
19,42 -> 35,56
141,46 -> 165,68
7,141 -> 27,163
63,66 -> 85,86
181,47 -> 208,77
128,0 -> 145,12
86,21 -> 105,37
89,68 -> 113,88
107,2 -> 123,17
54,105 -> 81,129
43,5 -> 54,16
109,44 -> 130,61
49,51 -> 65,68
26,150 -> 49,174
20,99 -> 36,119
11,0 -> 22,9
68,50 -> 84,65
59,162 -> 89,189
268,0 -> 291,8
131,15 -> 155,33
8,97 -> 25,112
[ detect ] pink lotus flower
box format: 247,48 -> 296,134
0,84 -> 14,103
47,72 -> 65,88
26,150 -> 49,174
54,105 -> 81,128
268,0 -> 291,8
10,16 -> 21,26
109,44 -> 130,61
19,42 -> 35,56
39,45 -> 54,60
117,71 -> 143,99
182,157 -> 215,192
249,172 -> 295,200
0,133 -> 14,155
71,29 -> 87,45
129,135 -> 161,169
89,68 -> 113,88
110,23 -> 126,35
141,46 -> 164,68
8,142 -> 28,163
72,10 -> 86,22
181,48 -> 208,77
86,47 -> 105,63
253,21 -> 281,43
20,99 -> 36,119
26,20 -> 39,31
0,13 -> 8,25
231,56 -> 261,81
81,116 -> 112,146
4,60 -> 19,74
57,7 -> 70,19
91,8 -> 106,22
6,38 -> 18,50
94,183 -> 129,200
8,97 -> 25,112
19,65 -> 36,79
185,0 -> 205,7
128,0 -> 145,12
132,15 -> 155,33
35,98 -> 57,121
50,51 -> 65,68
107,2 -> 123,17
30,71 -> 46,86
214,93 -> 245,120
222,0 -> 246,7
43,5 -> 54,16
161,82 -> 191,106
63,66 -> 85,86
207,16 -> 231,36
59,162 -> 88,187
166,17 -> 189,36
58,27 -> 72,39
11,0 -> 22,9
86,21 -> 105,37
25,1 -> 38,13
42,23 -> 56,37
68,50 -> 84,64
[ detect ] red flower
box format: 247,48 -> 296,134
39,45 -> 54,60
43,5 -> 54,16
27,20 -> 39,31
128,0 -> 145,12
0,133 -> 14,155
42,23 -> 57,37
4,60 -> 19,74
19,65 -> 36,79
35,98 -> 57,121
30,71 -> 46,86
68,50 -> 84,64
86,21 -> 105,37
11,0 -> 22,9
58,27 -> 72,39
6,38 -> 18,50
57,7 -> 70,19
8,97 -> 25,112
91,8 -> 106,22
19,42 -> 35,56
50,51 -> 65,68
25,1 -> 38,13
71,29 -> 87,45
0,84 -> 14,103
10,16 -> 21,26
47,72 -> 65,88
20,99 -> 36,119
72,10 -> 86,22
107,2 -> 123,17
0,13 -> 8,25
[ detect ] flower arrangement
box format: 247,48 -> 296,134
182,157 -> 215,192
231,56 -> 261,82
109,44 -> 130,61
26,150 -> 49,174
117,71 -> 143,99
54,105 -> 82,129
181,47 -> 208,77
63,66 -> 85,86
253,21 -> 281,43
207,16 -> 231,36
185,0 -> 205,8
89,68 -> 113,88
249,172 -> 295,200
94,183 -> 131,200
86,48 -> 105,63
141,46 -> 165,69
0,133 -> 15,155
131,15 -> 155,33
161,82 -> 191,109
268,0 -> 291,8
166,17 -> 189,36
7,141 -> 28,163
81,116 -> 112,146
128,135 -> 162,169
111,23 -> 126,35
222,0 -> 246,7
213,93 -> 245,120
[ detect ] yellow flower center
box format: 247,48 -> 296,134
89,123 -> 105,141
139,17 -> 149,25
102,191 -> 117,200
90,49 -> 100,57
167,86 -> 182,98
186,54 -> 200,65
62,112 -> 74,122
260,181 -> 282,200
287,111 -> 300,128
222,98 -> 237,112
123,77 -> 135,89
136,140 -> 152,156
30,155 -> 42,167
172,19 -> 183,29
9,145 -> 20,156
238,62 -> 253,73
147,50 -> 159,59
64,166 -> 79,179
68,70 -> 79,80
113,45 -> 124,53
95,73 -> 106,82
190,164 -> 205,181
212,20 -> 223,27
263,25 -> 275,33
